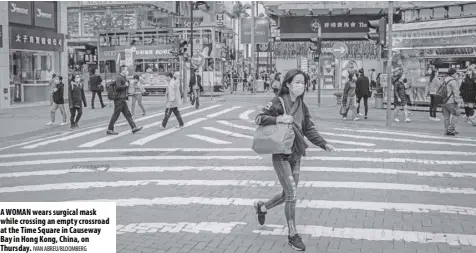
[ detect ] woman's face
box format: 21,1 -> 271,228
74,76 -> 80,83
289,74 -> 305,87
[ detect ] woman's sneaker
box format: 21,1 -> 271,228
288,234 -> 306,251
254,201 -> 266,225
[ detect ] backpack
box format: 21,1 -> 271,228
106,81 -> 117,100
434,78 -> 455,105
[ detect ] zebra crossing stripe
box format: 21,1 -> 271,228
321,132 -> 476,147
115,221 -> 476,246
318,139 -> 375,147
333,128 -> 476,142
239,110 -> 255,122
0,179 -> 474,194
187,134 -> 232,144
202,127 -> 253,139
216,120 -> 255,131
2,148 -> 475,159
206,106 -> 242,118
2,165 -> 475,179
79,105 -> 220,148
73,197 -> 476,216
253,224 -> 476,246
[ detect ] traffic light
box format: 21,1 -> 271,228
178,40 -> 188,56
309,38 -> 321,54
366,17 -> 386,45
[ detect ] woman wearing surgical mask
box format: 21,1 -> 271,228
254,69 -> 335,251
342,72 -> 360,121
393,73 -> 411,122
426,65 -> 441,121
68,74 -> 87,129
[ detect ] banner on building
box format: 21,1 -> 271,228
240,17 -> 270,44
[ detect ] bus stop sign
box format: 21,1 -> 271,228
191,54 -> 205,68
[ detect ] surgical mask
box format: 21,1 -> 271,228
290,83 -> 305,96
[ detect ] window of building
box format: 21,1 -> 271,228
10,51 -> 54,84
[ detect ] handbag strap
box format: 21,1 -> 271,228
277,96 -> 288,115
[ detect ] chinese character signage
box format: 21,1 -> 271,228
34,2 -> 55,29
99,45 -> 174,60
240,18 -> 270,44
10,26 -> 64,52
8,1 -> 33,26
280,16 -> 378,40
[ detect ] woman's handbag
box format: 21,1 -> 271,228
252,97 -> 295,155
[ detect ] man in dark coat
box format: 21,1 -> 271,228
89,69 -> 105,109
189,68 -> 204,109
107,65 -> 143,135
356,68 -> 371,119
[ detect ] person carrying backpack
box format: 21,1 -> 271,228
438,68 -> 462,136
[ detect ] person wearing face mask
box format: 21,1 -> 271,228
130,75 -> 146,117
254,69 -> 335,251
68,74 -> 87,129
107,65 -> 143,135
427,65 -> 441,121
341,72 -> 360,121
460,66 -> 476,124
393,73 -> 411,123
47,76 -> 67,126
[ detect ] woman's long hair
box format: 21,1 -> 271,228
277,69 -> 308,97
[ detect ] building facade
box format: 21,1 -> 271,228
0,1 -> 67,109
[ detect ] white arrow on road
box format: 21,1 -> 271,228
333,47 -> 346,54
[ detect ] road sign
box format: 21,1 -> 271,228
332,42 -> 348,58
191,54 -> 205,68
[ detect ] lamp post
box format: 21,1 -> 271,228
386,1 -> 393,127
190,1 -> 194,92
250,1 -> 255,93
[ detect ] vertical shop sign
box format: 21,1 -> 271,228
0,26 -> 3,48
125,48 -> 133,66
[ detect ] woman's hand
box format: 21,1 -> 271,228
324,144 -> 335,152
277,115 -> 293,124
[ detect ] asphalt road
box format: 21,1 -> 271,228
1,94 -> 476,253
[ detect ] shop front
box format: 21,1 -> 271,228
8,1 -> 65,104
388,17 -> 476,104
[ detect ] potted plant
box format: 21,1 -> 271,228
334,91 -> 343,105
374,87 -> 384,109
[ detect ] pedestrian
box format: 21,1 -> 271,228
47,76 -> 67,126
90,69 -> 105,109
342,72 -> 360,121
370,68 -> 377,90
68,74 -> 87,129
161,72 -> 184,129
393,73 -> 411,122
189,68 -> 203,109
130,75 -> 146,117
106,65 -> 143,135
460,66 -> 476,124
356,68 -> 371,119
427,65 -> 441,121
48,74 -> 57,106
441,68 -> 462,136
254,69 -> 335,251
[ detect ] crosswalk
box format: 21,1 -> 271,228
1,102 -> 476,252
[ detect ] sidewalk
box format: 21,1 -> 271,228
306,96 -> 475,138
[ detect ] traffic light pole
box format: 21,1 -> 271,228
386,1 -> 393,128
190,1 -> 194,96
250,1 -> 255,93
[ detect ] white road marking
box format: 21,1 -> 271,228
22,109 -> 184,149
0,156 -> 263,167
253,225 -> 476,246
2,148 -> 476,159
79,105 -> 218,148
216,120 -> 255,131
0,179 -> 474,195
2,166 -> 474,179
116,222 -> 246,235
334,127 -> 476,142
321,131 -> 476,147
321,139 -> 375,147
203,127 -> 253,139
73,197 -> 476,216
239,110 -> 255,122
206,106 -> 242,118
130,118 -> 207,145
1,155 -> 475,167
187,134 -> 231,144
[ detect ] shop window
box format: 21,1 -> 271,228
131,32 -> 143,46
117,33 -> 129,46
99,34 -> 110,47
10,51 -> 54,84
135,59 -> 144,72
